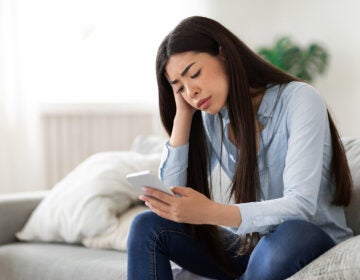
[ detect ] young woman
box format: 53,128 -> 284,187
127,16 -> 353,280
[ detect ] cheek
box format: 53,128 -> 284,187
182,95 -> 197,108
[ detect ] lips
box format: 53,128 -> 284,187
197,97 -> 211,109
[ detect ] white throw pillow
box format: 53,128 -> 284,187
16,151 -> 161,244
82,205 -> 148,251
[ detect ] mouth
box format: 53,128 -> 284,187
197,97 -> 211,110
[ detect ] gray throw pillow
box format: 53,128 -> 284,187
287,235 -> 360,279
342,138 -> 360,235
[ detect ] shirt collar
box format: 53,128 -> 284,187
219,84 -> 281,125
257,84 -> 281,118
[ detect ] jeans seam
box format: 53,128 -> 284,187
152,227 -> 191,280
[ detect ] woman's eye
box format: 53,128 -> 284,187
191,69 -> 201,79
176,86 -> 184,94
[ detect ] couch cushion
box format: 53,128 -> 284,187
286,235 -> 360,279
342,138 -> 360,235
0,242 -> 126,280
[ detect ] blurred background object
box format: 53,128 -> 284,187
1,0 -> 359,193
258,36 -> 329,82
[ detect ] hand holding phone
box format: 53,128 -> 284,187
126,170 -> 175,196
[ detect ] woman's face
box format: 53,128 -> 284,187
165,51 -> 229,115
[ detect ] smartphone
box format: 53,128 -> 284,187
126,170 -> 175,196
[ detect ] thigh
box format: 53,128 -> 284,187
241,220 -> 335,280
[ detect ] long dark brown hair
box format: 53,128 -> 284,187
156,16 -> 352,277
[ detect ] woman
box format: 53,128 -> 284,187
127,16 -> 353,280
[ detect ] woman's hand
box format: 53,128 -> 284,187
140,187 -> 214,224
139,187 -> 242,227
170,93 -> 196,147
174,92 -> 196,119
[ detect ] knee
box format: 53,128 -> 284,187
127,211 -> 174,246
127,210 -> 154,247
277,220 -> 335,248
127,210 -> 184,253
129,210 -> 156,233
242,220 -> 335,280
266,220 -> 335,260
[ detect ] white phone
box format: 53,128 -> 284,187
126,170 -> 175,196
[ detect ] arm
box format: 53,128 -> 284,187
153,87 -> 242,225
159,92 -> 195,187
237,84 -> 328,234
169,114 -> 193,147
170,87 -> 196,147
0,191 -> 47,245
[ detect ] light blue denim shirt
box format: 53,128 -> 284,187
159,81 -> 353,244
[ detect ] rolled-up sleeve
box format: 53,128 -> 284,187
235,85 -> 328,235
159,141 -> 189,187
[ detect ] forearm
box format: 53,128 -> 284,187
163,114 -> 192,187
169,114 -> 193,147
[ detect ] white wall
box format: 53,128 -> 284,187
18,0 -> 213,104
18,0 -> 360,137
2,0 -> 359,193
206,0 -> 360,137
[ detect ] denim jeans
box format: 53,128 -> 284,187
127,211 -> 335,280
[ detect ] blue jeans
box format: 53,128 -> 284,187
127,211 -> 335,280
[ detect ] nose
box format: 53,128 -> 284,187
185,84 -> 199,99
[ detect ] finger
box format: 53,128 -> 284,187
143,187 -> 175,203
140,194 -> 171,213
144,197 -> 171,213
170,186 -> 193,196
140,194 -> 173,208
143,198 -> 175,220
145,201 -> 183,223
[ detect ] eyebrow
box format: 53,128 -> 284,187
169,62 -> 196,85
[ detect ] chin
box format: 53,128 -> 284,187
204,107 -> 221,115
206,110 -> 217,115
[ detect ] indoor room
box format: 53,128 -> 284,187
1,0 -> 359,279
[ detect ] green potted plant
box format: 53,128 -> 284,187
258,36 -> 329,82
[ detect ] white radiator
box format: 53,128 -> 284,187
40,103 -> 164,188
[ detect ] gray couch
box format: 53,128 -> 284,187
0,138 -> 359,280
0,191 -> 128,280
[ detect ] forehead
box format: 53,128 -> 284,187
165,51 -> 205,79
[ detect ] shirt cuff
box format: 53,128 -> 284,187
235,202 -> 282,235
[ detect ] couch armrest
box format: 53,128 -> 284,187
0,191 -> 48,245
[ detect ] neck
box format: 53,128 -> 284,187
250,87 -> 265,114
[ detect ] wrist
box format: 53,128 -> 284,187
174,112 -> 194,124
170,114 -> 193,147
210,203 -> 242,227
